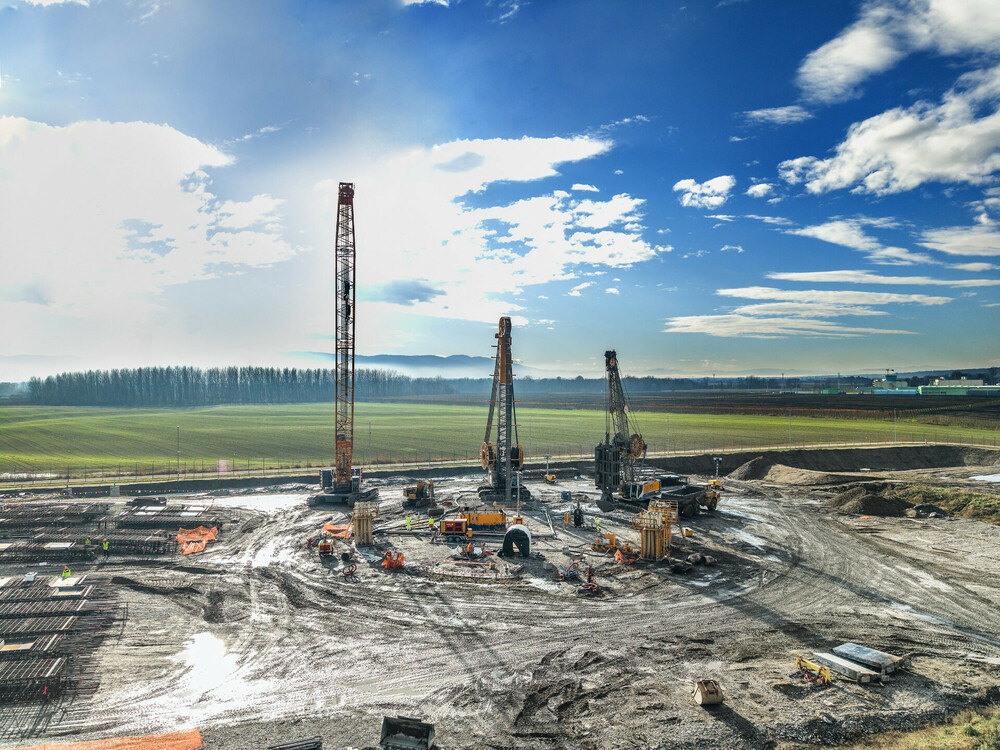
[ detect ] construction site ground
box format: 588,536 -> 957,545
1,445 -> 1000,750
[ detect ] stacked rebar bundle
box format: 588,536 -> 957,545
0,542 -> 96,563
0,576 -> 121,703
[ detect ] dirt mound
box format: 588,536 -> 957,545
762,465 -> 858,486
729,456 -> 770,480
907,503 -> 949,518
827,482 -> 913,516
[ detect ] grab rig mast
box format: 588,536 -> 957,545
312,182 -> 377,506
594,350 -> 649,507
479,316 -> 529,503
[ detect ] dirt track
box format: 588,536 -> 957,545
2,446 -> 1000,749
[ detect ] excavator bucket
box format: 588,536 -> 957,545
693,679 -> 724,706
380,715 -> 435,749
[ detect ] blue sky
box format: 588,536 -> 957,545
1,0 -> 999,380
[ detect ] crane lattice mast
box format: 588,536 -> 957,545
480,316 -> 526,503
595,350 -> 645,501
334,182 -> 356,490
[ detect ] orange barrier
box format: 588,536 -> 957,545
322,523 -> 353,540
614,549 -> 636,565
382,550 -> 405,570
176,527 -> 218,555
13,728 -> 202,750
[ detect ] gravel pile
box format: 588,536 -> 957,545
827,482 -> 913,516
728,456 -> 771,480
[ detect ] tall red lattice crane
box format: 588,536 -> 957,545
312,182 -> 377,506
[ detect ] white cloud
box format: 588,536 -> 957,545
0,117 -> 297,342
663,314 -> 914,338
780,64 -> 1000,195
403,0 -> 449,5
767,270 -> 1000,287
720,244 -> 744,253
571,183 -> 599,192
920,224 -> 1000,256
567,282 -> 595,297
951,262 -> 1000,271
572,193 -> 643,229
797,0 -> 1000,104
745,214 -> 793,226
605,287 -> 620,295
743,106 -> 813,125
673,175 -> 736,209
745,183 -> 773,198
315,133 -> 669,326
22,0 -> 88,5
728,301 -> 887,317
716,286 -> 952,305
798,14 -> 904,103
786,219 -> 935,265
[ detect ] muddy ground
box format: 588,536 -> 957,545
2,445 -> 1000,750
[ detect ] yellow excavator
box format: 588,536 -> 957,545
403,479 -> 435,508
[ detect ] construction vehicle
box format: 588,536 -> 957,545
595,350 -> 661,511
479,317 -> 530,504
311,182 -> 378,507
544,455 -> 556,484
703,480 -> 721,511
380,716 -> 435,750
403,480 -> 435,508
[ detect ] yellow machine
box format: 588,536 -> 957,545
544,474 -> 556,484
593,533 -> 617,552
403,480 -> 435,507
796,655 -> 832,684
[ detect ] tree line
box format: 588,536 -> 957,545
26,366 -> 456,406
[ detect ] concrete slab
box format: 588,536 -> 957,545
813,652 -> 879,683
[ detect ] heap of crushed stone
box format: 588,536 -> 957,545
827,482 -> 913,516
728,456 -> 770,480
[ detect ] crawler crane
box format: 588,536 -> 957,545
311,182 -> 377,506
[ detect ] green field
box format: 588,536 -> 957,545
1,402 -> 997,481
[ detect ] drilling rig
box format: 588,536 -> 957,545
311,182 -> 378,506
479,316 -> 530,503
594,350 -> 659,511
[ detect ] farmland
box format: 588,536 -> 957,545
1,399 -> 997,479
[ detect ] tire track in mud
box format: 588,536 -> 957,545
46,479 -> 1000,743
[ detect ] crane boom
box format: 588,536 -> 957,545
311,182 -> 377,506
334,182 -> 356,488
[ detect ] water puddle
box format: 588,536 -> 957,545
171,632 -> 242,706
726,528 -> 767,550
